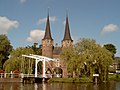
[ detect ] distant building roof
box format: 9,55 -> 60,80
53,44 -> 62,55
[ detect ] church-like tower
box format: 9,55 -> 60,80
62,16 -> 73,49
41,13 -> 73,77
42,14 -> 53,58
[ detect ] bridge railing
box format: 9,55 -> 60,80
0,73 -> 52,78
21,74 -> 52,78
0,73 -> 20,78
20,74 -> 35,78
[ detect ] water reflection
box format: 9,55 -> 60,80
34,83 -> 38,90
116,82 -> 120,90
92,82 -> 115,90
0,81 -> 119,90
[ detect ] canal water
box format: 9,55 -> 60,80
0,81 -> 120,90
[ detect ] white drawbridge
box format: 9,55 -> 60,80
22,54 -> 56,78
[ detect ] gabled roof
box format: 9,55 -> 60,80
62,16 -> 73,41
43,15 -> 53,40
53,46 -> 62,55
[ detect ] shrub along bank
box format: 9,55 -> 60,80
49,74 -> 120,83
49,77 -> 93,83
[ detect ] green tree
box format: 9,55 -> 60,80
26,43 -> 42,55
104,44 -> 116,59
26,43 -> 42,73
3,47 -> 34,73
60,47 -> 81,77
61,38 -> 113,82
4,43 -> 43,74
0,34 -> 13,69
116,57 -> 120,69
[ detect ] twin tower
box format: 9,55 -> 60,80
42,14 -> 73,59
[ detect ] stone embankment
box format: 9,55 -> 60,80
0,78 -> 22,83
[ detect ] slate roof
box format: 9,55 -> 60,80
62,16 -> 73,41
43,15 -> 53,40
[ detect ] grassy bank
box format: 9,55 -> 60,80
49,74 -> 120,83
49,77 -> 93,83
108,74 -> 120,81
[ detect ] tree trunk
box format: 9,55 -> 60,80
73,71 -> 76,78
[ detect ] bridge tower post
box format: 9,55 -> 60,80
42,58 -> 46,81
35,59 -> 38,77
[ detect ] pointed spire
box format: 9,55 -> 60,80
63,14 -> 73,41
43,10 -> 53,40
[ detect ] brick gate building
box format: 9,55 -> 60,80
42,13 -> 73,77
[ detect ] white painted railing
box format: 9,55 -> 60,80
0,73 -> 20,78
0,73 -> 52,78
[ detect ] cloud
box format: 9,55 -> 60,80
37,16 -> 56,25
27,30 -> 45,43
101,24 -> 119,35
20,0 -> 27,4
0,16 -> 19,34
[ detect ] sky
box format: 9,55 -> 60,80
0,0 -> 120,56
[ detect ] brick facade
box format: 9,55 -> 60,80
42,14 -> 73,77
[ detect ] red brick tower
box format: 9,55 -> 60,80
42,14 -> 53,58
62,16 -> 73,49
61,15 -> 73,77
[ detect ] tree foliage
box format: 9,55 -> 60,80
104,44 -> 116,58
26,43 -> 42,73
26,43 -> 42,55
116,57 -> 120,69
0,34 -> 13,69
3,42 -> 42,74
61,38 -> 113,81
3,47 -> 35,73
